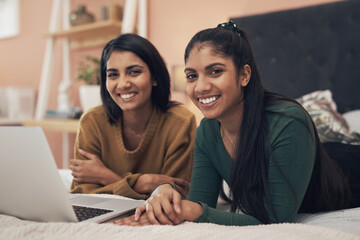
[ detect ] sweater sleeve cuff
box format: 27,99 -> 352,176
193,202 -> 209,223
112,173 -> 149,199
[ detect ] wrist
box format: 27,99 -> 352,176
156,182 -> 176,191
182,200 -> 203,222
134,174 -> 152,193
100,169 -> 121,185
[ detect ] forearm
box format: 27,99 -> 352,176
194,202 -> 263,226
133,174 -> 156,193
181,200 -> 203,222
71,173 -> 149,199
99,168 -> 122,185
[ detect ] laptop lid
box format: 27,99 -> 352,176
0,126 -> 144,223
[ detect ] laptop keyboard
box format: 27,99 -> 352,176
73,205 -> 113,222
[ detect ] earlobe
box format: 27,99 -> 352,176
240,64 -> 251,87
153,81 -> 157,86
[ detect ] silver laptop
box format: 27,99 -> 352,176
0,126 -> 145,223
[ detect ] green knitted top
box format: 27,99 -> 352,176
189,101 -> 316,225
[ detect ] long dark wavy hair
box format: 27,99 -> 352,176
100,33 -> 175,124
184,23 -> 351,223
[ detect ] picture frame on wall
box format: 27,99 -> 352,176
0,0 -> 19,39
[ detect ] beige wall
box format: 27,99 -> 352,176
0,0 -> 338,167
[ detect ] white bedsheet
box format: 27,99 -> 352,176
56,170 -> 360,237
1,212 -> 359,240
295,207 -> 360,236
1,191 -> 360,239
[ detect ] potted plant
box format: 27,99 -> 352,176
77,56 -> 102,112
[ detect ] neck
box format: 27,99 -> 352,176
218,103 -> 243,136
122,105 -> 153,134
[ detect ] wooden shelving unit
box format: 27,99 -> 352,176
46,19 -> 122,49
33,0 -> 143,168
22,119 -> 79,133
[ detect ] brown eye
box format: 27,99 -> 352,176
186,73 -> 197,82
209,68 -> 223,76
107,72 -> 118,79
129,70 -> 142,76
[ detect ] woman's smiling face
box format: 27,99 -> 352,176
106,51 -> 154,114
185,43 -> 249,121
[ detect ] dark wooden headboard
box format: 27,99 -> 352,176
232,0 -> 360,113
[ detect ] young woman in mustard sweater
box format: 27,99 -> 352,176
69,34 -> 196,199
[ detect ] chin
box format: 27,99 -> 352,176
200,110 -> 219,120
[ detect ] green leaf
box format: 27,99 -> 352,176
77,56 -> 101,85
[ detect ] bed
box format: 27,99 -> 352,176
1,170 -> 360,239
1,1 -> 360,239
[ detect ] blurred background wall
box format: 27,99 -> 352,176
0,0 -> 339,167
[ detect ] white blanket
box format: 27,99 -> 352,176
4,171 -> 359,240
295,207 -> 360,236
1,213 -> 359,240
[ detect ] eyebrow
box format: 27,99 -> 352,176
184,62 -> 226,72
126,65 -> 144,71
184,67 -> 195,73
106,65 -> 144,72
205,62 -> 225,70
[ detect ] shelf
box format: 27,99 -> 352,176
46,20 -> 122,49
46,20 -> 122,39
22,119 -> 79,133
0,119 -> 22,126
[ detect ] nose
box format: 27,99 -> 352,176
116,75 -> 131,89
194,76 -> 211,94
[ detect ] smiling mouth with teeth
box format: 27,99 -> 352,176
198,96 -> 219,104
120,93 -> 136,99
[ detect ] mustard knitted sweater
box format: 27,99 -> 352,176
70,105 -> 196,199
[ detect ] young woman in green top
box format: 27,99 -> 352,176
115,22 -> 351,226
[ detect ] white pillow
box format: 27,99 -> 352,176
343,110 -> 360,134
296,90 -> 360,144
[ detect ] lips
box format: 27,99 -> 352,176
198,95 -> 219,104
118,92 -> 137,99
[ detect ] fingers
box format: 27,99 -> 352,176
114,213 -> 153,226
174,183 -> 187,199
160,196 -> 181,224
151,198 -> 174,225
144,201 -> 160,225
71,170 -> 84,182
69,159 -> 81,167
69,159 -> 86,182
69,160 -> 79,178
171,189 -> 182,215
69,159 -> 83,173
134,204 -> 146,221
128,185 -> 184,226
114,215 -> 141,226
78,149 -> 94,159
145,187 -> 183,225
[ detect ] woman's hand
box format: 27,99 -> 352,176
69,149 -> 122,185
134,184 -> 183,225
114,203 -> 200,226
117,185 -> 203,226
134,174 -> 190,196
114,212 -> 153,226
